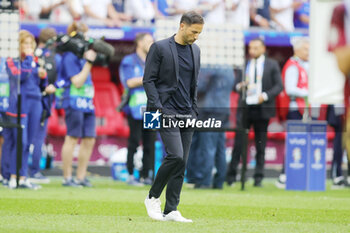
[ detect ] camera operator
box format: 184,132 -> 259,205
59,22 -> 97,187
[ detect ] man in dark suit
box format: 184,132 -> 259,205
226,38 -> 283,187
143,11 -> 204,222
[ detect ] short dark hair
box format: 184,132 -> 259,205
135,32 -> 152,44
180,11 -> 204,25
249,37 -> 266,46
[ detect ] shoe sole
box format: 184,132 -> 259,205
163,218 -> 193,223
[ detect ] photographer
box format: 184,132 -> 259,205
59,22 -> 97,187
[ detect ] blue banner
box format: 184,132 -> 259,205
285,120 -> 327,191
307,123 -> 327,191
285,121 -> 308,191
21,22 -> 307,46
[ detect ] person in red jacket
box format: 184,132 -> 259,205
275,37 -> 309,189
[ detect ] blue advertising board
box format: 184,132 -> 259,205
21,22 -> 307,45
285,121 -> 308,190
285,120 -> 327,191
307,123 -> 327,191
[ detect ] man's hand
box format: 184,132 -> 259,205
84,50 -> 97,64
258,94 -> 265,104
45,84 -> 56,94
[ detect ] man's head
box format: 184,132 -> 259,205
292,37 -> 309,61
135,33 -> 154,55
38,27 -> 57,45
248,38 -> 266,59
178,11 -> 204,45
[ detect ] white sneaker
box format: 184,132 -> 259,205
144,196 -> 164,221
275,174 -> 286,189
164,211 -> 193,223
8,178 -> 17,189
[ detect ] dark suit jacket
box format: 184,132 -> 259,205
235,57 -> 283,119
143,35 -> 201,115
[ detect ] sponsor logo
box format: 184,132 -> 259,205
289,138 -> 307,146
289,147 -> 304,169
311,148 -> 323,170
311,139 -> 325,146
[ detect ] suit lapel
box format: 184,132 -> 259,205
262,58 -> 268,86
190,44 -> 197,81
169,36 -> 180,81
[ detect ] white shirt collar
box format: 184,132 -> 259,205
255,54 -> 265,63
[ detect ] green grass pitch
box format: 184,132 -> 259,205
0,178 -> 349,233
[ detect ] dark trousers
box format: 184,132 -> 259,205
149,127 -> 193,214
186,131 -> 200,183
30,118 -> 48,176
327,105 -> 343,178
227,108 -> 269,182
127,115 -> 156,178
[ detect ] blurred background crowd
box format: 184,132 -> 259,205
16,0 -> 310,30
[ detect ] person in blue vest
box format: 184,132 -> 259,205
5,30 -> 53,189
119,33 -> 156,186
59,22 -> 97,187
0,56 -> 9,185
28,27 -> 61,184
